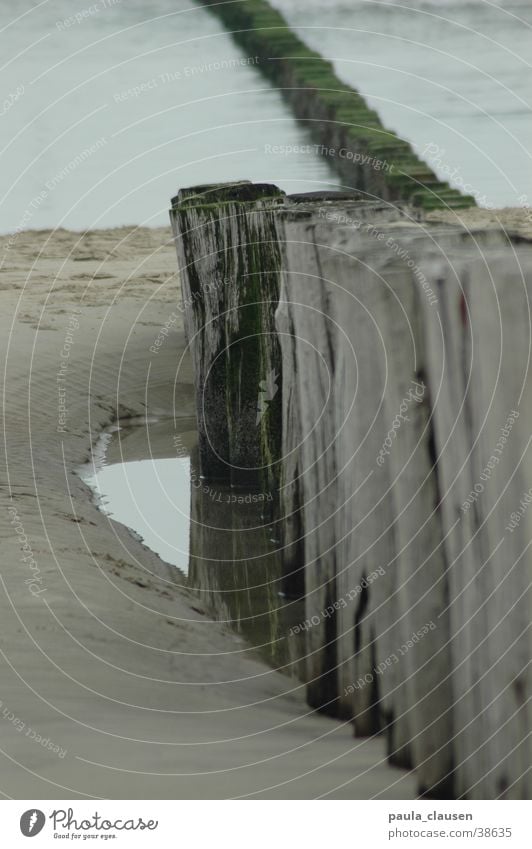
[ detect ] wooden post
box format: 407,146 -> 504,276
421,236 -> 532,799
275,203 -> 532,796
170,181 -> 285,489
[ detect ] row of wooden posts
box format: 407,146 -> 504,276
170,181 -> 531,799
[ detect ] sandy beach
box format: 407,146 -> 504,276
0,225 -> 417,799
0,0 -> 529,818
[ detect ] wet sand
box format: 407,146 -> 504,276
0,225 -> 417,799
427,206 -> 532,239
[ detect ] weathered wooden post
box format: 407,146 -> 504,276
419,234 -> 532,800
275,203 -> 456,793
170,181 -> 285,489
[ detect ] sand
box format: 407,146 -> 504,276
0,225 -> 416,800
427,205 -> 532,239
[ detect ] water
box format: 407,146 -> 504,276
80,424 -> 304,669
0,0 -> 339,234
79,426 -> 191,573
1,1 -> 529,236
186,444 -> 301,668
271,0 -> 532,208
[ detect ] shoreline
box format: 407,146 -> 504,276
0,225 -> 416,799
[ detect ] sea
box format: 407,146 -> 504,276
0,0 -> 530,233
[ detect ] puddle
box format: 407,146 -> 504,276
79,419 -> 304,673
78,420 -> 193,574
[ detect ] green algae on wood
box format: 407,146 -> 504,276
170,181 -> 284,491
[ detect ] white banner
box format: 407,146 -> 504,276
0,800 -> 528,847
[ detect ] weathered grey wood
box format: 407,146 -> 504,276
278,210 -> 456,791
170,181 -> 285,488
420,239 -> 532,799
277,208 -> 407,728
275,206 -> 531,795
171,181 -> 531,798
468,254 -> 532,800
276,246 -> 343,712
275,281 -> 306,604
379,239 -> 454,797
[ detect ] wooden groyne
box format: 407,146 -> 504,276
170,182 -> 531,799
193,0 -> 474,211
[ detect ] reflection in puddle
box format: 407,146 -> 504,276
78,421 -> 192,573
81,452 -> 191,573
80,423 -> 304,674
188,447 -> 304,670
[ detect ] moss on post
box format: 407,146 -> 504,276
170,181 -> 285,491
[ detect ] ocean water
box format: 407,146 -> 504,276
272,0 -> 532,209
0,0 -> 529,234
0,0 -> 339,234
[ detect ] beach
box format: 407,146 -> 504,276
0,0 -> 529,822
0,224 -> 418,799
